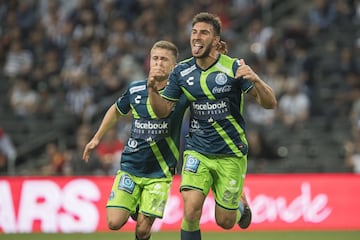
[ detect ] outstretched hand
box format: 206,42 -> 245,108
235,59 -> 260,83
82,138 -> 100,162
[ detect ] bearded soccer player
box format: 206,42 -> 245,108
148,12 -> 277,240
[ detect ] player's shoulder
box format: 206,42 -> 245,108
127,79 -> 147,94
218,54 -> 239,66
129,79 -> 147,87
174,57 -> 196,77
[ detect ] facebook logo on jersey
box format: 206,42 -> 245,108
184,155 -> 200,173
191,98 -> 230,121
118,174 -> 135,194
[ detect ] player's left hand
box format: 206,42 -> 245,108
235,59 -> 260,83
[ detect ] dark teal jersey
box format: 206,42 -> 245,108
162,54 -> 254,157
115,80 -> 188,178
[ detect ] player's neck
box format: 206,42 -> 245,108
196,51 -> 219,70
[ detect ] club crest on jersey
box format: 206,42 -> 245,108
128,138 -> 138,148
215,72 -> 227,85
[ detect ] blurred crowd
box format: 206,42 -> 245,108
0,0 -> 359,175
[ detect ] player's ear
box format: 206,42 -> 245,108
213,36 -> 221,48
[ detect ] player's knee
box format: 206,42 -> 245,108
184,204 -> 202,221
107,222 -> 120,230
136,225 -> 151,239
107,220 -> 123,230
216,217 -> 235,230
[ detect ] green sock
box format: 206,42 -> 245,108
181,218 -> 200,231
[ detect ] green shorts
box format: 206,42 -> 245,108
106,170 -> 172,218
180,150 -> 247,210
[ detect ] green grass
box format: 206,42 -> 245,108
0,231 -> 359,240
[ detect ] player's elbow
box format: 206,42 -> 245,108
153,100 -> 174,118
154,109 -> 171,118
264,98 -> 277,109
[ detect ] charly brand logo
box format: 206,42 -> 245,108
134,95 -> 141,104
215,72 -> 227,85
186,76 -> 194,86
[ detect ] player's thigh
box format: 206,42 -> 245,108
214,203 -> 237,225
182,189 -> 206,219
140,178 -> 172,218
180,150 -> 212,195
212,155 -> 246,210
107,171 -> 141,213
106,207 -> 130,227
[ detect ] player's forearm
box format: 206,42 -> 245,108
148,86 -> 173,118
254,79 -> 277,109
253,79 -> 277,109
93,104 -> 119,141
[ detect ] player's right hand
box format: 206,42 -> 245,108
150,66 -> 168,82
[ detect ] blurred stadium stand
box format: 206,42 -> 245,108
0,0 -> 358,175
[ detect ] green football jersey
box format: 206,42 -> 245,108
116,80 -> 188,178
162,54 -> 254,157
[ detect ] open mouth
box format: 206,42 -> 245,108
193,43 -> 203,54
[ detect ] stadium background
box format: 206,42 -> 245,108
0,0 -> 359,238
0,0 -> 359,175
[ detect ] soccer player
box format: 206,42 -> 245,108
83,40 -> 188,240
148,12 -> 277,240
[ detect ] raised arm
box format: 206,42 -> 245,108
82,104 -> 121,162
147,67 -> 175,118
236,59 -> 277,109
